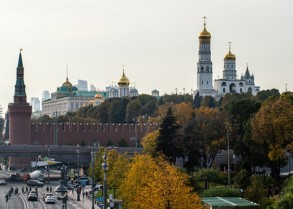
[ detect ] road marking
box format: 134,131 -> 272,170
40,198 -> 48,209
19,194 -> 29,209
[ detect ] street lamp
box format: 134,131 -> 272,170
55,165 -> 68,209
102,153 -> 108,209
91,145 -> 97,209
52,111 -> 60,145
76,148 -> 80,201
47,146 -> 50,184
227,129 -> 231,187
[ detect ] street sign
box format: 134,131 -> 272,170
43,157 -> 48,162
96,196 -> 104,202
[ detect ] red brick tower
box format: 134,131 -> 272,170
8,50 -> 32,168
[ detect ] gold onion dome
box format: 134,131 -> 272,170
199,25 -> 211,39
224,43 -> 236,61
224,51 -> 236,60
95,93 -> 103,99
62,78 -> 73,87
118,70 -> 130,86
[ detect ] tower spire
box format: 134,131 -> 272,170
14,49 -> 27,104
203,16 -> 207,28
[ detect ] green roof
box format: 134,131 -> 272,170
202,197 -> 260,209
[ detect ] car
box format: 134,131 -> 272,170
43,193 -> 55,204
28,191 -> 38,201
0,179 -> 7,185
27,180 -> 44,187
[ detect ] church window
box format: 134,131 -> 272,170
206,66 -> 209,72
202,81 -> 203,85
207,81 -> 208,84
222,82 -> 227,86
240,88 -> 243,93
223,88 -> 225,93
201,67 -> 204,72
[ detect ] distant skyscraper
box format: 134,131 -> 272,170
31,97 -> 41,112
77,80 -> 88,91
42,90 -> 51,101
89,84 -> 96,91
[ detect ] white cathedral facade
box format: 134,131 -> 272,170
194,19 -> 260,99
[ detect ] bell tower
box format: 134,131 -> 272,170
196,17 -> 213,95
8,50 -> 32,168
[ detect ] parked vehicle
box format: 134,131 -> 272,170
27,179 -> 44,187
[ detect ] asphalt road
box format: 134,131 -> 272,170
0,170 -> 81,209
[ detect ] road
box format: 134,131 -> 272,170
0,171 -> 82,209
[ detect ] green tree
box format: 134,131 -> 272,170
156,107 -> 181,163
125,100 -> 142,122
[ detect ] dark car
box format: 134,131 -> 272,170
28,191 -> 38,201
27,180 -> 44,187
0,179 -> 7,185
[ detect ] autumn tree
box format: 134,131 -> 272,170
141,130 -> 159,157
251,93 -> 293,180
119,154 -> 204,209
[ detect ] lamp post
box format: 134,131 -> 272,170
135,117 -> 138,148
76,148 -> 80,201
55,165 -> 68,209
91,145 -> 97,209
47,146 -> 50,184
102,153 -> 108,209
227,129 -> 231,187
52,111 -> 60,145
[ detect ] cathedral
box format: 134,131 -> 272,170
194,18 -> 260,99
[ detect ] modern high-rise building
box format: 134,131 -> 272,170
89,84 -> 96,91
194,18 -> 260,98
77,79 -> 88,91
42,90 -> 51,101
31,97 -> 41,112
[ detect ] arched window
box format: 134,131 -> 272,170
222,82 -> 227,86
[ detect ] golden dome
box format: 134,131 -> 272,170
95,93 -> 103,99
224,43 -> 236,61
62,78 -> 72,87
118,70 -> 130,86
199,25 -> 211,39
224,51 -> 236,60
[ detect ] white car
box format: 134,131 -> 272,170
43,193 -> 55,204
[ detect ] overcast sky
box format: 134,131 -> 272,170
0,0 -> 292,115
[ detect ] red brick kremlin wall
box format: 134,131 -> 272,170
31,123 -> 158,146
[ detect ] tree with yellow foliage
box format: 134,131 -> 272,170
141,129 -> 159,157
252,93 -> 293,180
119,154 -> 204,209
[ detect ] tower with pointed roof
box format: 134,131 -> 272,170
8,50 -> 32,168
194,17 -> 219,98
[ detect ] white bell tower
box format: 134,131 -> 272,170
196,17 -> 213,95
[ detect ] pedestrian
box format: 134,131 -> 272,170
26,186 -> 28,193
22,187 -> 24,194
46,186 -> 49,192
49,186 -> 52,192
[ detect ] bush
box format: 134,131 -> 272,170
202,186 -> 241,197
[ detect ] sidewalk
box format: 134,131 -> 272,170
67,190 -> 101,209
